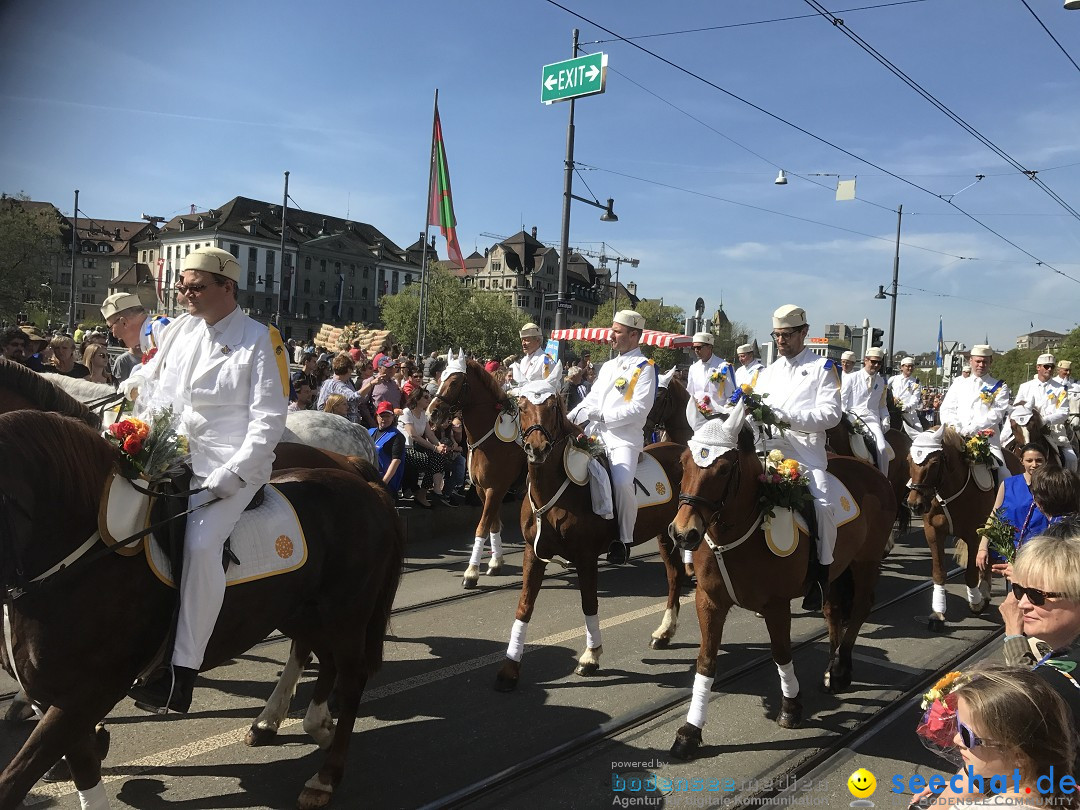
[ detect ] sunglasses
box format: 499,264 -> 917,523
1011,582 -> 1064,606
174,283 -> 210,295
1038,364 -> 1054,369
770,330 -> 800,341
957,717 -> 998,750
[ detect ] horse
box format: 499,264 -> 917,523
826,415 -> 912,540
0,411 -> 403,810
427,352 -> 527,588
666,399 -> 896,758
644,370 -> 693,446
906,426 -> 1023,632
492,371 -> 690,692
0,358 -> 102,428
282,409 -> 376,464
1005,405 -> 1063,467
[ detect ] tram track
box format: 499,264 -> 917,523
419,565 -> 979,810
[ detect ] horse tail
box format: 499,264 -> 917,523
363,485 -> 406,677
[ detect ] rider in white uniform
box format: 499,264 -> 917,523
507,323 -> 552,387
755,305 -> 842,600
841,346 -> 890,476
840,350 -> 857,376
1014,353 -> 1076,471
888,356 -> 923,438
123,247 -> 289,713
567,310 -> 656,565
685,331 -> 735,431
938,344 -> 1010,476
101,292 -> 171,383
734,342 -> 764,389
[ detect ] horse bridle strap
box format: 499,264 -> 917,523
704,514 -> 763,609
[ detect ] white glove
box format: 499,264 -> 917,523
203,467 -> 243,499
119,376 -> 140,401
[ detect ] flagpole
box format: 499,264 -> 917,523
416,89 -> 439,358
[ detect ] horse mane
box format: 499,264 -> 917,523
466,358 -> 507,403
941,425 -> 966,455
0,358 -> 102,428
737,425 -> 757,453
0,410 -> 116,516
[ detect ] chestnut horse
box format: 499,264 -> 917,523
644,373 -> 694,446
906,426 -> 1022,632
1005,406 -> 1061,467
0,411 -> 403,810
427,355 -> 527,588
667,399 -> 895,758
492,375 -> 689,691
0,358 -> 102,427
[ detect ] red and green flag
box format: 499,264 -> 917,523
428,104 -> 466,271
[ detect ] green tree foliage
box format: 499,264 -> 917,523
574,298 -> 687,370
992,328 -> 1080,390
0,193 -> 63,323
380,266 -> 527,359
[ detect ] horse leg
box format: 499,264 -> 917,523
247,639 -> 312,746
824,565 -> 873,694
302,653 -> 338,751
650,534 -> 682,650
924,521 -> 949,633
761,601 -> 801,727
575,558 -> 602,676
64,727 -> 108,810
671,591 -> 730,760
964,536 -> 989,614
494,542 -> 547,692
464,484 -> 500,588
0,704 -> 101,810
486,524 -> 504,576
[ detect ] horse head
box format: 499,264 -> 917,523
670,398 -> 750,551
517,377 -> 566,465
906,426 -> 952,515
427,348 -> 469,430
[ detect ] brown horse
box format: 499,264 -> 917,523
644,373 -> 694,446
0,411 -> 403,810
427,352 -> 527,588
667,399 -> 896,758
0,358 -> 102,428
492,376 -> 690,691
906,426 -> 1022,632
826,415 -> 912,539
1005,406 -> 1062,467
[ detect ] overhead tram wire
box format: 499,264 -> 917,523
802,0 -> 1080,223
543,0 -> 1080,286
1018,0 -> 1080,78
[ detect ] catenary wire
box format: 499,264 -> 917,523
1017,0 -> 1080,77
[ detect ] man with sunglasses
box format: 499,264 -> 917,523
122,246 -> 290,714
734,342 -> 764,389
101,292 -> 171,383
1013,353 -> 1076,472
685,331 -> 734,431
507,322 -> 553,387
755,305 -> 842,606
841,346 -> 891,476
887,356 -> 923,438
939,344 -> 1011,478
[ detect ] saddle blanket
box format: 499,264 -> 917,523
563,447 -> 674,517
774,472 -> 861,547
145,484 -> 307,588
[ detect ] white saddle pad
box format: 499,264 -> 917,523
99,473 -> 154,558
764,508 -> 799,557
972,463 -> 995,492
146,485 -> 307,588
850,432 -> 872,463
784,472 -> 861,535
634,452 -> 674,509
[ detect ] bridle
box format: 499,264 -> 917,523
677,450 -> 742,531
430,371 -> 468,417
520,397 -> 569,462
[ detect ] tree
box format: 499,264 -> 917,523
380,266 -> 527,359
0,193 -> 64,324
575,298 -> 688,370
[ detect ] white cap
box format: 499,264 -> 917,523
691,331 -> 714,346
1037,353 -> 1055,366
736,343 -> 754,355
841,350 -> 857,362
901,356 -> 915,366
962,364 -> 971,372
865,346 -> 885,360
1059,360 -> 1072,371
970,344 -> 993,358
100,292 -> 143,321
771,304 -> 806,329
613,309 -> 646,331
184,246 -> 241,283
519,322 -> 542,339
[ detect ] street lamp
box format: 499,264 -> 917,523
873,205 -> 903,368
609,255 -> 639,313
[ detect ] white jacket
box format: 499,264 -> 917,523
1015,377 -> 1069,426
734,359 -> 764,389
567,347 -> 656,450
510,348 -> 552,385
939,373 -> 1010,445
685,354 -> 735,427
127,310 -> 289,483
755,348 -> 842,470
843,369 -> 890,428
888,373 -> 921,414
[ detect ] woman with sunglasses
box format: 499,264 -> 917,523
915,667 -> 1075,808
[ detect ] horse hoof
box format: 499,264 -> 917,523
3,693 -> 34,722
297,787 -> 332,810
575,662 -> 600,677
462,574 -> 478,590
494,672 -> 519,692
777,695 -> 802,729
94,723 -> 111,761
822,670 -> 851,694
245,724 -> 279,747
649,636 -> 670,650
486,558 -> 503,576
670,723 -> 702,760
969,599 -> 988,616
41,759 -> 71,783
928,614 -> 946,633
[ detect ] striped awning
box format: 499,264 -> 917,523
550,328 -> 693,348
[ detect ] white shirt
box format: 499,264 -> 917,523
687,353 -> 734,412
397,407 -> 430,448
842,368 -> 889,427
567,347 -> 656,450
510,348 -> 551,385
887,373 -> 921,414
1015,376 -> 1069,426
754,348 -> 842,470
939,373 -> 1010,444
734,359 -> 764,389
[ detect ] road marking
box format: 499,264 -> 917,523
25,593 -> 695,805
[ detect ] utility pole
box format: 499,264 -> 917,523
68,189 -> 78,331
555,28 -> 579,333
887,204 -> 902,367
277,171 -> 289,330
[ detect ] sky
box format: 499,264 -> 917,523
2,0 -> 1078,355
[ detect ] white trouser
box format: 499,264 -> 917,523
806,467 -> 835,566
1061,444 -> 1078,472
608,442 -> 640,545
173,482 -> 257,670
865,420 -> 889,476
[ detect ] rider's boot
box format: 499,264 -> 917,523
606,539 -> 629,566
130,664 -> 198,714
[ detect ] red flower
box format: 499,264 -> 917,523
123,435 -> 143,455
141,347 -> 158,365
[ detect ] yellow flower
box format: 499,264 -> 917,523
614,377 -> 628,391
740,384 -> 753,394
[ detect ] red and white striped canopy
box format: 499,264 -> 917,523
550,327 -> 693,348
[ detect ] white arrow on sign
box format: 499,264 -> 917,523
545,75 -> 558,91
585,65 -> 599,82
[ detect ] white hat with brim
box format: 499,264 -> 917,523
183,246 -> 242,283
962,365 -> 971,372
970,344 -> 993,357
519,322 -> 542,339
901,356 -> 915,366
865,347 -> 885,360
841,351 -> 857,362
1059,360 -> 1072,371
772,304 -> 806,329
736,343 -> 754,355
100,292 -> 143,321
691,332 -> 714,346
1037,354 -> 1055,366
613,309 -> 646,331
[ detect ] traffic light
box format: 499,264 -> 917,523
870,328 -> 884,348
951,354 -> 963,376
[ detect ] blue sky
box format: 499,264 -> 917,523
2,0 -> 1078,354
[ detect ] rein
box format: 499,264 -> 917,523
908,450 -> 972,536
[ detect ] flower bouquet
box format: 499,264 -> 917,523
757,450 -> 813,520
570,432 -> 606,459
106,407 -> 190,482
730,385 -> 791,435
695,395 -> 714,418
976,508 -> 1017,564
962,429 -> 995,464
916,671 -> 966,766
496,395 -> 518,419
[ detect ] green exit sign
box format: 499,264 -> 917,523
541,52 -> 607,104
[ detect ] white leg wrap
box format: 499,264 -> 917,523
681,548 -> 694,564
966,585 -> 981,605
507,618 -> 528,662
686,672 -> 714,729
468,536 -> 486,567
777,661 -> 799,698
489,530 -> 503,558
303,775 -> 332,793
78,782 -> 110,810
932,583 -> 948,614
584,613 -> 602,649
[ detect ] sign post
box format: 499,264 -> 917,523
541,53 -> 607,104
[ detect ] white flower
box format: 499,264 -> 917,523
767,449 -> 784,464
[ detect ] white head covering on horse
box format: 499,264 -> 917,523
443,348 -> 467,378
656,366 -> 677,390
687,399 -> 747,468
910,426 -> 944,465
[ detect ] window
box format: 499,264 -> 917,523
303,279 -> 311,293
318,281 -> 325,295
320,259 -> 326,273
60,273 -> 70,285
404,274 -> 412,285
534,297 -> 540,309
247,295 -> 254,309
479,279 -> 486,289
349,264 -> 355,278
80,293 -> 94,303
318,302 -> 326,316
334,262 -> 341,273
517,295 -> 528,308
347,307 -> 354,321
167,246 -> 172,260
362,308 -> 368,321
348,285 -> 354,298
82,258 -> 97,269
248,247 -> 258,267
185,244 -> 192,256
303,302 -> 310,317
492,261 -> 501,273
83,274 -> 96,288
248,271 -> 257,286
265,297 -> 272,311
363,267 -> 369,279
304,257 -> 312,271
229,244 -> 239,258
362,288 -> 368,298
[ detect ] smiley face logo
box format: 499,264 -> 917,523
847,768 -> 876,799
